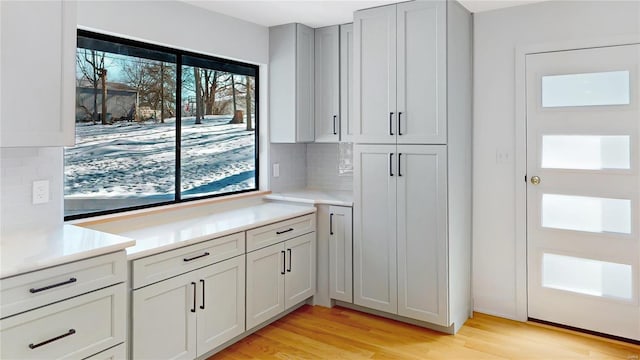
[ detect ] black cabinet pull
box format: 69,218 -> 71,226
190,282 -> 196,313
30,277 -> 77,293
287,248 -> 292,272
183,252 -> 210,262
276,228 -> 294,235
398,153 -> 403,177
389,153 -> 394,176
29,329 -> 76,349
329,213 -> 334,235
199,279 -> 205,310
398,112 -> 403,136
281,250 -> 286,275
333,115 -> 338,135
389,112 -> 394,135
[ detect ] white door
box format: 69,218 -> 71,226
246,243 -> 285,330
396,145 -> 448,325
196,256 -> 245,356
132,273 -> 197,360
315,25 -> 340,143
396,1 -> 447,145
329,205 -> 353,303
284,233 -> 316,309
354,144 -> 397,313
527,44 -> 640,341
354,5 -> 397,144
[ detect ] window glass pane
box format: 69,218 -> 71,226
543,253 -> 632,300
542,70 -> 630,107
65,48 -> 177,217
541,194 -> 631,234
180,65 -> 256,199
542,135 -> 630,170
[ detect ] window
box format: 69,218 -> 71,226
65,31 -> 258,219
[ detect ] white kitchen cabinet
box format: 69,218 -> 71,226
246,232 -> 316,330
353,1 -> 447,145
85,343 -> 126,360
328,206 -> 353,303
132,256 -> 245,359
270,23 -> 315,143
0,0 -> 76,147
339,23 -> 354,142
314,25 -> 340,143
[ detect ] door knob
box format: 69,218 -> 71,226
530,176 -> 541,185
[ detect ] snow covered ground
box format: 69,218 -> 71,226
64,115 -> 255,214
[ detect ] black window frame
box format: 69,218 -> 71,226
65,30 -> 260,221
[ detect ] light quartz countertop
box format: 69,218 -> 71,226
84,201 -> 316,260
264,189 -> 353,207
0,225 -> 135,279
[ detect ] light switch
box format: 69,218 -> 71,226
273,163 -> 280,178
33,180 -> 49,204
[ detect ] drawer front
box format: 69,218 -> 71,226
132,232 -> 245,289
84,343 -> 126,360
0,283 -> 126,360
246,214 -> 316,252
1,251 -> 126,318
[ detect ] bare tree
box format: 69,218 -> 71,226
194,68 -> 203,124
246,76 -> 253,131
77,49 -> 106,124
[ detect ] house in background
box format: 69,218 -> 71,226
76,80 -> 138,122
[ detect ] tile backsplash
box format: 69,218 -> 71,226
306,143 -> 353,191
269,143 -> 307,192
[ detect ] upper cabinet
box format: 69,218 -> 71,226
339,24 -> 354,142
314,26 -> 340,143
353,1 -> 447,145
0,0 -> 77,147
270,23 -> 315,143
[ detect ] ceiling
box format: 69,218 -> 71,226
182,0 -> 550,28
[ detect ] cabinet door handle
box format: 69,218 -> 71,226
183,252 -> 210,262
29,277 -> 77,293
29,329 -> 76,349
329,213 -> 334,235
276,228 -> 294,235
389,112 -> 394,136
287,248 -> 292,272
200,279 -> 205,310
398,153 -> 403,177
281,250 -> 286,275
398,112 -> 403,136
389,153 -> 394,177
333,115 -> 338,135
190,282 -> 196,313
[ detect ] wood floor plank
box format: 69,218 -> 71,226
207,306 -> 640,359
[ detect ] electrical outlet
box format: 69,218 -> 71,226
273,163 -> 280,178
32,180 -> 49,204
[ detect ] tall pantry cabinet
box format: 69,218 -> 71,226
352,0 -> 472,333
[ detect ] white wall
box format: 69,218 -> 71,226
473,0 -> 640,320
1,1 -> 270,236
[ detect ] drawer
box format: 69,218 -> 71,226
84,343 -> 126,360
132,232 -> 245,289
0,283 -> 126,360
246,214 -> 315,252
1,251 -> 126,318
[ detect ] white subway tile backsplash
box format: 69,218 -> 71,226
269,143 -> 307,192
306,143 -> 353,191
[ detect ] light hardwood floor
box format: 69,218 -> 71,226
208,305 -> 640,359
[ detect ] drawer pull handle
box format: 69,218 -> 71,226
276,228 -> 294,235
183,252 -> 210,262
29,277 -> 77,293
29,329 -> 76,349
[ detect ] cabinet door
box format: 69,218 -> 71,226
353,144 -> 397,313
353,5 -> 397,144
132,272 -> 196,360
396,145 -> 448,325
315,26 -> 340,143
196,256 -> 246,357
329,206 -> 353,303
246,243 -> 285,330
396,1 -> 447,145
340,23 -> 354,142
284,233 -> 316,309
0,0 -> 76,147
296,24 -> 315,142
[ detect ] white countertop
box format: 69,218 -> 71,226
0,224 -> 135,279
265,189 -> 353,207
86,201 -> 316,260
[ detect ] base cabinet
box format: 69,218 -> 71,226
246,232 -> 315,330
328,206 -> 353,303
132,256 -> 245,359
